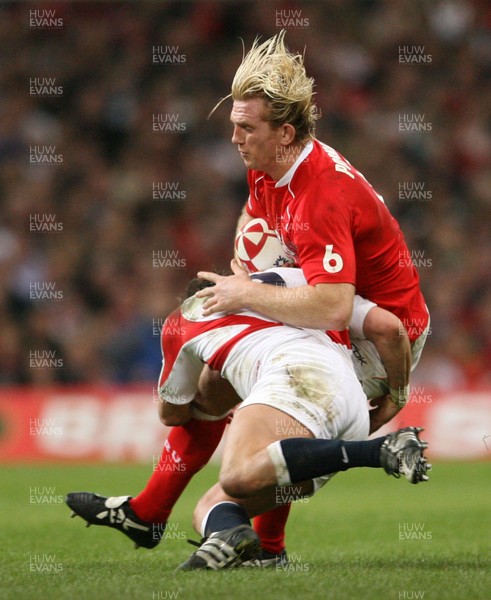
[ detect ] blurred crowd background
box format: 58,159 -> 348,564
0,0 -> 490,388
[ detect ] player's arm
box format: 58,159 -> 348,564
197,260 -> 354,330
157,328 -> 203,426
159,399 -> 193,427
364,307 -> 411,406
158,364 -> 198,426
239,279 -> 354,330
368,395 -> 399,435
160,370 -> 238,426
361,306 -> 411,434
194,365 -> 241,416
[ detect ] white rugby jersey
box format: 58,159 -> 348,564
157,282 -> 352,405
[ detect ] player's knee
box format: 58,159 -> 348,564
219,474 -> 252,498
219,467 -> 261,499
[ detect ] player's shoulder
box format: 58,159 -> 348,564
310,140 -> 357,181
301,140 -> 382,207
164,306 -> 182,325
288,140 -> 352,208
286,141 -> 353,202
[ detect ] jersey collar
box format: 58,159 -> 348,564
274,140 -> 314,188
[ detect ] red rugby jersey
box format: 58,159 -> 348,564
246,140 -> 428,341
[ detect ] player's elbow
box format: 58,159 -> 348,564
160,413 -> 190,427
327,308 -> 352,331
317,303 -> 352,331
159,401 -> 192,426
364,307 -> 404,343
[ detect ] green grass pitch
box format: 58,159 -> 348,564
2,461 -> 490,600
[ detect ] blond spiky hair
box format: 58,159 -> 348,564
231,30 -> 319,140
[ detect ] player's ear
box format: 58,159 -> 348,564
279,123 -> 296,145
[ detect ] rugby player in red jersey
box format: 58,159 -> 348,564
198,31 -> 429,410
66,31 -> 429,566
193,30 -> 429,566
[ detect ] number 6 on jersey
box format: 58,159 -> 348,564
323,244 -> 343,273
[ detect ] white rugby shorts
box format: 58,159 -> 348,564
237,336 -> 370,493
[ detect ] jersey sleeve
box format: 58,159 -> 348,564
349,295 -> 378,339
292,177 -> 357,286
157,311 -> 203,405
158,347 -> 203,405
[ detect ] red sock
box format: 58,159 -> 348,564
130,417 -> 227,523
254,503 -> 291,554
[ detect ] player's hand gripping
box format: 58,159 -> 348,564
196,259 -> 253,316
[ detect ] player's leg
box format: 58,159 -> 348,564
187,423 -> 430,551
179,420 -> 430,570
222,368 -> 429,493
192,481 -> 311,535
177,350 -> 362,567
182,409 -> 303,568
129,368 -> 238,525
219,404 -> 313,497
237,348 -> 430,492
179,479 -> 312,571
177,354 -> 430,570
179,396 -> 429,570
218,405 -> 390,499
252,504 -> 291,564
350,301 -> 430,433
129,411 -> 229,520
218,349 -> 372,498
177,404 -> 314,570
66,367 -> 239,549
198,371 -> 294,563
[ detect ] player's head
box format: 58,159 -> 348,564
184,277 -> 215,299
183,269 -> 287,303
231,30 -> 318,143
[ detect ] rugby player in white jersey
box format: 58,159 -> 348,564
67,269 -> 430,569
158,272 -> 430,569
